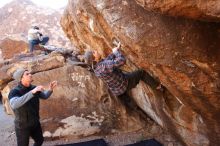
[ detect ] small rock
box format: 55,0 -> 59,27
43,131 -> 52,137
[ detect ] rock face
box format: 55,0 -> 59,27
135,0 -> 220,22
0,38 -> 28,60
0,0 -> 71,48
1,51 -> 147,139
33,65 -> 145,138
61,0 -> 220,146
0,52 -> 66,114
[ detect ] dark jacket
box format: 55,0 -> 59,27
8,83 -> 50,129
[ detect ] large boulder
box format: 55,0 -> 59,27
3,65 -> 147,138
0,38 -> 28,60
35,65 -> 147,138
0,52 -> 65,90
61,0 -> 220,145
135,0 -> 220,22
0,52 -> 66,115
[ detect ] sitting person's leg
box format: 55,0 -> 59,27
29,42 -> 34,53
29,40 -> 38,52
39,36 -> 49,45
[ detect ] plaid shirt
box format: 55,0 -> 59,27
94,51 -> 128,96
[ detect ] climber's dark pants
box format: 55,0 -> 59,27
15,122 -> 44,146
125,69 -> 159,91
118,69 -> 160,105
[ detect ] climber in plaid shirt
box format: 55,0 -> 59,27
84,41 -> 163,98
93,46 -> 128,96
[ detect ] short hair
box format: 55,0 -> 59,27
34,26 -> 39,30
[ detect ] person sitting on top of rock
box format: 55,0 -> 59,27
84,40 -> 164,102
28,25 -> 49,53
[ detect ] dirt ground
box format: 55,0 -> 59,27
0,104 -> 16,146
0,104 -> 182,146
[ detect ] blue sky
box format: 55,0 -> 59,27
0,0 -> 68,9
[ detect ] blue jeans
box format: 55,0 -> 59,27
29,37 -> 49,52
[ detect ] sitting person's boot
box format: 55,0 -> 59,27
44,51 -> 48,55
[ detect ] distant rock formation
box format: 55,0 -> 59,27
0,0 -> 72,49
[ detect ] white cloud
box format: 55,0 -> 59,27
0,0 -> 13,8
0,0 -> 68,9
31,0 -> 68,9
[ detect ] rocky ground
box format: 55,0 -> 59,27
43,129 -> 182,146
0,104 -> 16,146
0,104 -> 182,146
